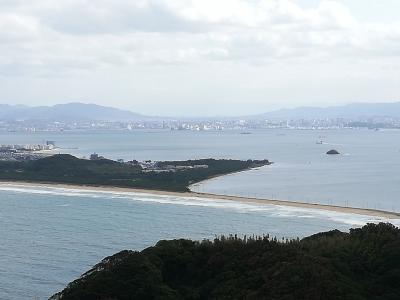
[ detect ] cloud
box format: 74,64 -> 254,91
0,0 -> 399,77
0,13 -> 40,43
38,0 -> 205,34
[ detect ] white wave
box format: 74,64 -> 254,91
0,183 -> 399,227
0,185 -> 99,198
322,142 -> 344,146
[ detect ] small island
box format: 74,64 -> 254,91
0,154 -> 271,192
326,149 -> 340,155
50,223 -> 400,300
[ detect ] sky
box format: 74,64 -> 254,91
0,0 -> 399,116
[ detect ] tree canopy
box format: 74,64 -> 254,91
51,223 -> 400,300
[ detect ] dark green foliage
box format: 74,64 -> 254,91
0,154 -> 142,187
0,155 -> 269,191
51,223 -> 400,300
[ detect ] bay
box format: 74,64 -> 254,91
1,128 -> 400,299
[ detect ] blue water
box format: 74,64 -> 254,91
189,129 -> 400,212
0,185 -> 397,300
1,129 -> 400,299
1,128 -> 400,210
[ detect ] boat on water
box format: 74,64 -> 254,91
316,135 -> 325,144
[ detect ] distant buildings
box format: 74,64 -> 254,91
0,141 -> 57,161
90,153 -> 105,160
90,153 -> 99,160
89,154 -> 210,173
0,116 -> 399,132
47,141 -> 56,149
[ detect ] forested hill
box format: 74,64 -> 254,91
0,154 -> 270,191
51,223 -> 400,300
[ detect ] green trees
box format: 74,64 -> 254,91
0,155 -> 270,192
51,223 -> 400,300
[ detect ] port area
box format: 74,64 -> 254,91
0,141 -> 57,161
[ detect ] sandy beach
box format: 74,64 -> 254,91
1,180 -> 399,219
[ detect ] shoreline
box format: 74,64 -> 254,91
1,180 -> 399,219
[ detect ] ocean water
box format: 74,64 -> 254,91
1,129 -> 400,299
1,184 -> 398,300
1,128 -> 400,211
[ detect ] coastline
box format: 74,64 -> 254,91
1,180 -> 399,219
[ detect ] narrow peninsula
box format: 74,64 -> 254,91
1,154 -> 400,219
0,154 -> 270,192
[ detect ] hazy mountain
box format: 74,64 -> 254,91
2,101 -> 400,122
0,103 -> 149,121
252,102 -> 400,120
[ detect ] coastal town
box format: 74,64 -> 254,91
1,115 -> 399,133
89,152 -> 210,173
0,141 -> 57,161
0,142 -> 216,174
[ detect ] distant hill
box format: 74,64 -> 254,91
3,101 -> 400,122
0,103 -> 148,121
252,102 -> 400,120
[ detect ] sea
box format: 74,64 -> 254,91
1,128 -> 400,299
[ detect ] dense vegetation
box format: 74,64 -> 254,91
0,154 -> 270,191
51,223 -> 400,300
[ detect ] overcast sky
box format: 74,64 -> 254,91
1,0 -> 399,116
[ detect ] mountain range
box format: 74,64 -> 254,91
252,102 -> 400,120
0,103 -> 147,121
1,102 -> 400,121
